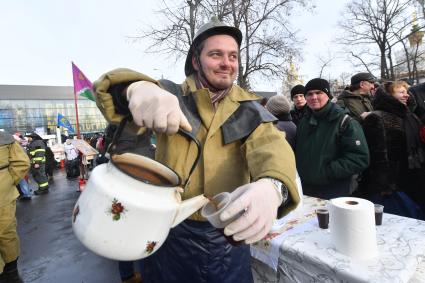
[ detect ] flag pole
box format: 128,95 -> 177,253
73,88 -> 81,139
72,62 -> 81,139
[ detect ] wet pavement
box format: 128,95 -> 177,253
16,168 -> 121,283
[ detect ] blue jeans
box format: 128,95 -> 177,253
19,179 -> 31,198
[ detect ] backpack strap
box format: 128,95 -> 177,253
336,114 -> 353,145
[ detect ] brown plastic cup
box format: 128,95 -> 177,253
374,204 -> 384,226
316,208 -> 329,229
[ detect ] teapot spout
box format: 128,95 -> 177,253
171,195 -> 209,228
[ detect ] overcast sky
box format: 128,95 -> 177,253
1,0 -> 350,91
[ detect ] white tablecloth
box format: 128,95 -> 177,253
251,196 -> 425,283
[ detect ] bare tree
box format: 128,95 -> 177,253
339,72 -> 351,86
337,0 -> 415,80
416,0 -> 425,18
131,0 -> 310,89
316,51 -> 334,78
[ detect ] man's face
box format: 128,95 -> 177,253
305,90 -> 329,110
292,93 -> 306,109
192,34 -> 239,90
359,80 -> 375,94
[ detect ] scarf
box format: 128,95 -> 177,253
195,74 -> 231,109
404,111 -> 425,169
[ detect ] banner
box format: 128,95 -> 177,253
57,113 -> 75,133
72,62 -> 95,101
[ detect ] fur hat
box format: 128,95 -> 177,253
304,78 -> 332,98
266,95 -> 291,116
290,85 -> 305,99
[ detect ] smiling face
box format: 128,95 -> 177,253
392,86 -> 409,105
305,90 -> 329,110
192,34 -> 239,90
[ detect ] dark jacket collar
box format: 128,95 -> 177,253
373,88 -> 407,118
293,104 -> 308,112
275,112 -> 292,121
338,89 -> 371,100
305,101 -> 346,127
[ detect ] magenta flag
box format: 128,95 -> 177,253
72,62 -> 95,101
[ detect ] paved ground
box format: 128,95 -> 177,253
16,168 -> 123,283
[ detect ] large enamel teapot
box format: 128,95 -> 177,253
72,118 -> 208,260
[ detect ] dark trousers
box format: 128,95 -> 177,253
31,163 -> 48,189
141,219 -> 254,283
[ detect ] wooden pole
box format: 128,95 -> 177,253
73,89 -> 81,139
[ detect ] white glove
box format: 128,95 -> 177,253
126,81 -> 192,134
220,178 -> 282,244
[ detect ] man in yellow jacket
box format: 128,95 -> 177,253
0,131 -> 30,283
94,17 -> 299,283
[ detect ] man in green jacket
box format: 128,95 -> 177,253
0,131 -> 30,283
336,72 -> 376,122
94,17 -> 299,283
295,78 -> 369,199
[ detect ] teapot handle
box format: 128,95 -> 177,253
176,128 -> 201,189
106,115 -> 131,155
108,116 -> 201,188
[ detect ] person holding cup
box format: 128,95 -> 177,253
93,17 -> 299,283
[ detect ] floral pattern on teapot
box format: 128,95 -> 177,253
145,241 -> 157,254
109,198 -> 126,221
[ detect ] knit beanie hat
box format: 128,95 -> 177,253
266,95 -> 291,116
304,78 -> 333,98
290,85 -> 305,99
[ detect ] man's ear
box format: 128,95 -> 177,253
192,56 -> 199,72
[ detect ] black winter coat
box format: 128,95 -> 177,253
409,83 -> 425,123
359,88 -> 425,199
290,105 -> 308,126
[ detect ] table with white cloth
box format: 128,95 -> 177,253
250,196 -> 425,283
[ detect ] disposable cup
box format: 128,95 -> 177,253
201,192 -> 243,246
316,208 -> 329,229
374,204 -> 384,226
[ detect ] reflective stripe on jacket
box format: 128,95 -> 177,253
28,140 -> 46,163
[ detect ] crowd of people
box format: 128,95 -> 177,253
89,16 -> 425,283
2,15 -> 425,283
269,74 -> 425,219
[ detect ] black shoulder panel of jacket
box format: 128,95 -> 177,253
222,100 -> 277,145
158,79 -> 202,136
159,79 -> 276,145
0,131 -> 14,146
110,82 -> 135,115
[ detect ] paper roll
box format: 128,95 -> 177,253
329,197 -> 377,260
